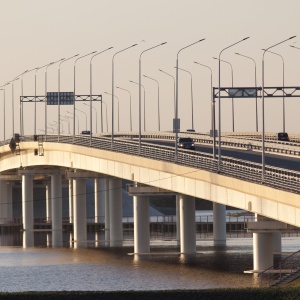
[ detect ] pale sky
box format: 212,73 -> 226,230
1,0 -> 300,138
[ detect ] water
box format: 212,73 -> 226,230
1,232 -> 299,292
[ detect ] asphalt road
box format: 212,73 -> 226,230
142,139 -> 300,172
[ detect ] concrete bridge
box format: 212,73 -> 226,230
0,131 -> 300,273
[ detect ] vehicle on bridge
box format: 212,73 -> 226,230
177,137 -> 195,150
277,132 -> 289,141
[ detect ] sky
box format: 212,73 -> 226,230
1,0 -> 300,138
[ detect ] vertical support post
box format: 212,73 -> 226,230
51,174 -> 62,247
133,195 -> 150,253
45,181 -> 52,223
104,178 -> 110,245
273,232 -> 282,253
176,195 -> 180,246
0,181 -> 6,223
22,174 -> 34,248
68,179 -> 73,224
109,177 -> 123,247
253,232 -> 274,271
179,194 -> 196,254
95,178 -> 105,223
73,178 -> 87,248
213,202 -> 226,246
5,183 -> 13,222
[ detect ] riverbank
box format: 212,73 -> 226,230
0,288 -> 300,300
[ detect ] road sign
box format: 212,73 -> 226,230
47,92 -> 74,105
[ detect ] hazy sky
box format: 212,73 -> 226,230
1,0 -> 300,137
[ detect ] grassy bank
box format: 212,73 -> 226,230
1,288 -> 300,300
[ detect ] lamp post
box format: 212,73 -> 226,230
83,102 -> 97,133
58,54 -> 79,139
129,80 -> 146,131
90,47 -> 113,140
66,111 -> 80,134
175,39 -> 206,161
111,44 -> 137,145
143,75 -> 160,131
102,100 -> 109,132
34,63 -> 51,136
138,42 -> 167,153
20,68 -> 36,135
73,51 -> 96,138
217,37 -> 250,172
235,53 -> 258,132
60,115 -> 71,134
262,49 -> 286,132
45,58 -> 64,136
261,36 -> 296,181
105,92 -> 120,131
213,57 -> 234,132
116,86 -> 132,132
175,66 -> 194,131
158,69 -> 175,119
11,77 -> 20,136
194,61 -> 215,158
3,82 -> 10,140
76,108 -> 88,130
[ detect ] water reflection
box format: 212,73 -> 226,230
0,232 -> 299,291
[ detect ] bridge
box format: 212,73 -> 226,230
0,131 -> 300,273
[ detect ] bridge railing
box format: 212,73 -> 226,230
6,134 -> 300,194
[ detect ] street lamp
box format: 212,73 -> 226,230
143,75 -> 160,131
158,69 -> 175,119
116,86 -> 132,132
45,58 -> 64,136
73,51 -> 97,137
35,63 -> 51,136
175,66 -> 194,131
235,53 -> 258,132
76,108 -> 88,130
213,57 -> 234,132
217,37 -> 250,172
105,92 -> 120,131
3,82 -> 10,140
138,42 -> 167,153
175,39 -> 206,161
83,102 -> 97,133
102,100 -> 109,132
66,111 -> 80,134
111,44 -> 137,145
11,77 -> 20,136
261,36 -> 296,181
262,49 -> 286,132
58,54 -> 79,139
129,80 -> 146,131
194,61 -> 215,158
90,47 -> 113,139
20,68 -> 36,135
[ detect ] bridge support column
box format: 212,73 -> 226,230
104,178 -> 110,245
273,232 -> 282,253
176,195 -> 180,246
109,178 -> 123,247
68,179 -> 73,224
22,174 -> 34,248
51,174 -> 62,247
95,178 -> 105,223
0,181 -> 13,223
46,181 -> 51,223
134,195 -> 150,253
253,232 -> 273,271
73,178 -> 87,248
213,203 -> 226,246
179,194 -> 196,254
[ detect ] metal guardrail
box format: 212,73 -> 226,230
2,133 -> 300,194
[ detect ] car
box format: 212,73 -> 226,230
177,137 -> 195,150
81,130 -> 91,135
277,132 -> 289,141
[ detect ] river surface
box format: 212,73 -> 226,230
0,232 -> 299,292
